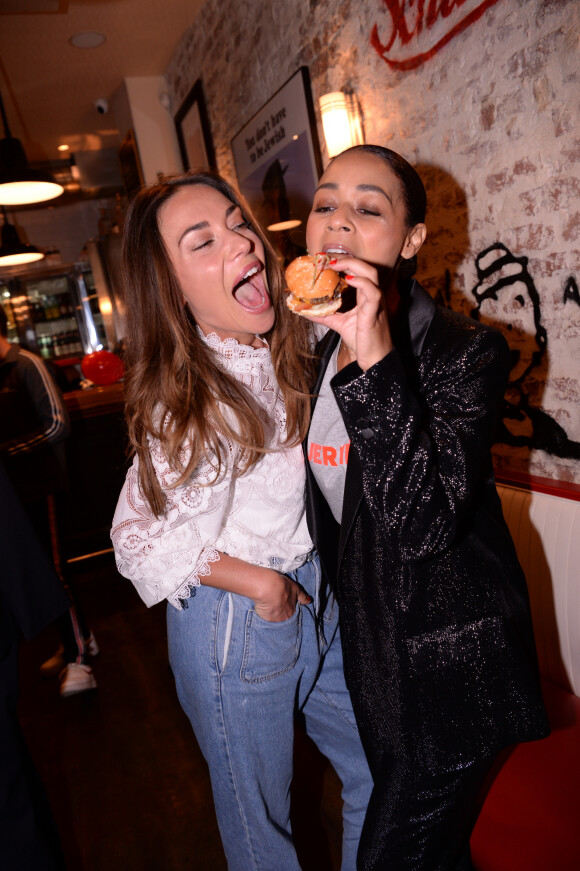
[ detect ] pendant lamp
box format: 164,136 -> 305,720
0,88 -> 64,205
0,207 -> 44,266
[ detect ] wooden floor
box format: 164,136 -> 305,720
17,556 -> 344,871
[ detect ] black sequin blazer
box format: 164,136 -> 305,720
304,280 -> 549,776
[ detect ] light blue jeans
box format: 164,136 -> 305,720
167,553 -> 372,871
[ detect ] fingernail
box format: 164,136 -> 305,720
345,274 -> 354,281
329,258 -> 337,265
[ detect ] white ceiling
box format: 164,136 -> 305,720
0,0 -> 205,164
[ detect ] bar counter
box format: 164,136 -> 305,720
64,380 -> 124,420
62,381 -> 129,562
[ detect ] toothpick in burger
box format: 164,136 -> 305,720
285,253 -> 347,316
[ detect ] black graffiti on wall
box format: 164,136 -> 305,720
469,243 -> 580,460
563,275 -> 580,307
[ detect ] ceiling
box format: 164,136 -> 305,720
0,0 -> 204,169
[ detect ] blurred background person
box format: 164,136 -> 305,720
0,304 -> 97,697
0,458 -> 68,870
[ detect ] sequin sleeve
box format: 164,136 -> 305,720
331,312 -> 510,561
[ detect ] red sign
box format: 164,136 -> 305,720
371,0 -> 502,71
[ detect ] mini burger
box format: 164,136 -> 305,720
285,253 -> 347,316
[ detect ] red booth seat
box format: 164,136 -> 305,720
471,482 -> 580,870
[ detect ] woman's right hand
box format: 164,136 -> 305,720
301,255 -> 394,371
199,553 -> 312,622
253,569 -> 312,622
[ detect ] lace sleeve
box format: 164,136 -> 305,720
111,437 -> 236,610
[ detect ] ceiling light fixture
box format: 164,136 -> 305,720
0,87 -> 64,206
69,31 -> 106,49
0,207 -> 44,267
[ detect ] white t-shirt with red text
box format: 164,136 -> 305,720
307,345 -> 350,524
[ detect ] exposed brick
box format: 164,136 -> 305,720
514,224 -> 556,250
528,252 -> 566,278
162,0 -> 580,483
563,212 -> 580,242
562,138 -> 580,163
513,158 -> 537,175
519,191 -> 537,217
486,170 -> 511,193
547,177 -> 580,210
480,101 -> 495,131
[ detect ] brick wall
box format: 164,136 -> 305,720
166,0 -> 580,484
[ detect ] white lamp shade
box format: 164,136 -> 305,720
319,92 -> 363,159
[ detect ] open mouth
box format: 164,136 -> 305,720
232,264 -> 271,313
323,245 -> 354,257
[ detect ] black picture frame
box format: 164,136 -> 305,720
174,79 -> 215,172
231,67 -> 323,264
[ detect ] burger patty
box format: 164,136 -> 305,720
294,288 -> 341,305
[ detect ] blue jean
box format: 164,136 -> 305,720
167,553 -> 372,871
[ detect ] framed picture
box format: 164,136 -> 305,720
118,129 -> 144,199
231,67 -> 323,264
175,79 -> 215,172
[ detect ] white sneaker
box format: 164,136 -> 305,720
59,663 -> 98,697
40,632 -> 99,678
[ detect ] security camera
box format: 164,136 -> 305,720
94,98 -> 109,115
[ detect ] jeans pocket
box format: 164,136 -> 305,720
240,604 -> 302,683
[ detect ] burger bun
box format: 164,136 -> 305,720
285,253 -> 347,316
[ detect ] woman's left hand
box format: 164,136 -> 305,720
302,256 -> 394,371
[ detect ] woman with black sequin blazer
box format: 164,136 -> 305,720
299,145 -> 549,871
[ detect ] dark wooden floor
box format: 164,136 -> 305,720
17,556 -> 344,871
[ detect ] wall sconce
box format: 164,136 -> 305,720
0,207 -> 44,267
319,91 -> 364,159
0,87 -> 64,206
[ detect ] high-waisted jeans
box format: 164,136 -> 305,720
167,553 -> 372,871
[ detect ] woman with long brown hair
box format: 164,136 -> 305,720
111,170 -> 372,871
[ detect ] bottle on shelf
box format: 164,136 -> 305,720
30,299 -> 45,323
44,295 -> 59,320
38,334 -> 51,359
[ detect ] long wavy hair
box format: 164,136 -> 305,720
122,170 -> 316,516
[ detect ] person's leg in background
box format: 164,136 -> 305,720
25,495 -> 98,696
0,626 -> 66,871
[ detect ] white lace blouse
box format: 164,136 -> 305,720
111,332 -> 313,610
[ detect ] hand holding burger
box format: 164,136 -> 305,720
285,253 -> 347,316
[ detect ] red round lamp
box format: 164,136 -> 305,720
81,350 -> 124,385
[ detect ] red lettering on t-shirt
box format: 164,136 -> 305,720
322,446 -> 337,466
308,442 -> 322,463
309,441 -> 351,465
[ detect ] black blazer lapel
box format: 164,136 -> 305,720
338,444 -> 363,569
310,329 -> 340,398
406,279 -> 437,357
337,283 -> 436,567
309,331 -> 364,576
304,329 -> 341,587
